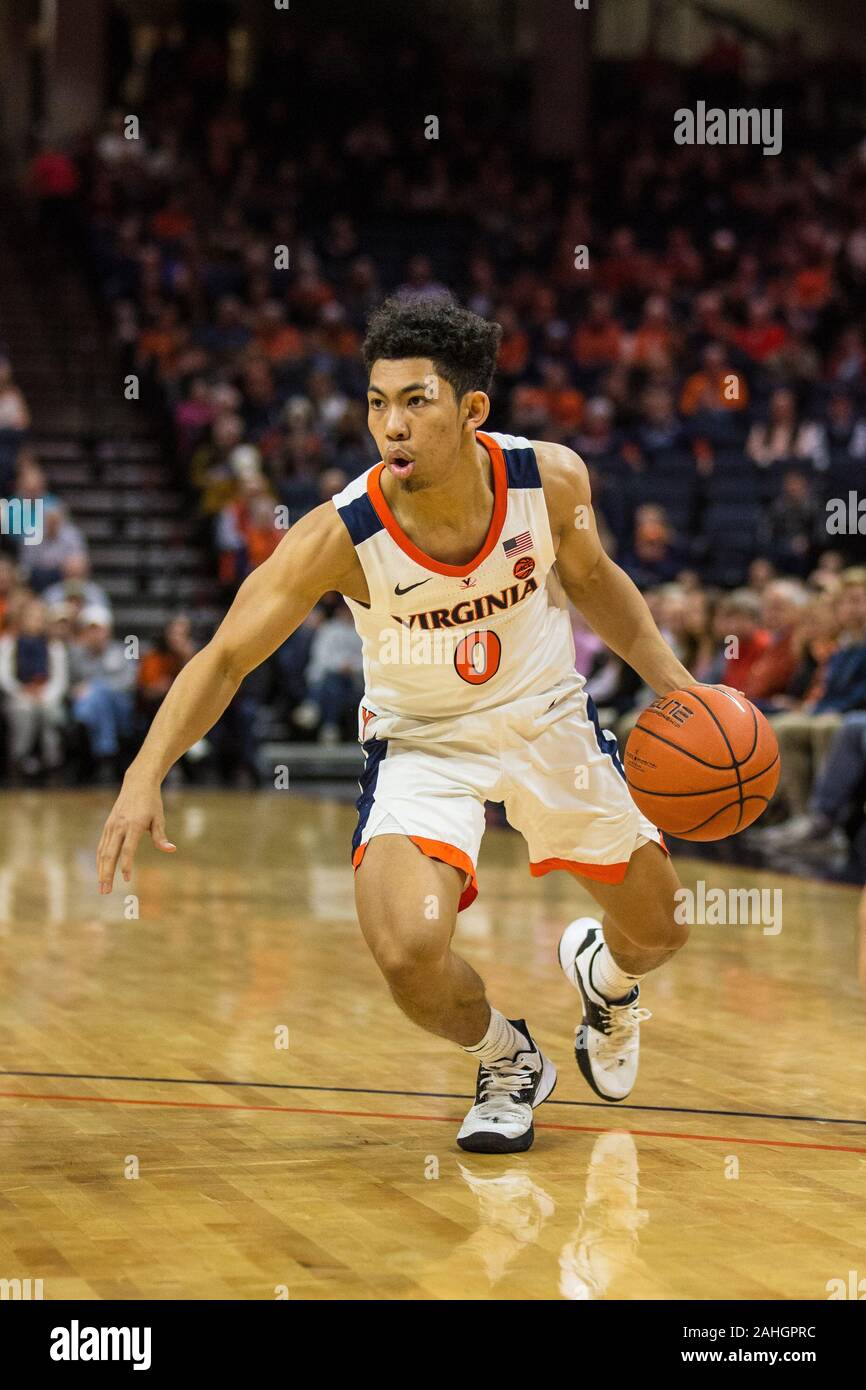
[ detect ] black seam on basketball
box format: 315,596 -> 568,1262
676,795 -> 770,836
628,724 -> 739,771
626,752 -> 780,798
744,700 -> 759,761
676,689 -> 746,830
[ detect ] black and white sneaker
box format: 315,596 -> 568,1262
558,918 -> 650,1102
457,1020 -> 557,1154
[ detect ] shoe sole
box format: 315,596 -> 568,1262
558,922 -> 631,1104
456,1055 -> 557,1155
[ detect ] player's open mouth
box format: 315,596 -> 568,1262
387,451 -> 415,478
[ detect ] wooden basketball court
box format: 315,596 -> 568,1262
1,789 -> 864,1300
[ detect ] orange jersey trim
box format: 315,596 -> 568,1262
353,836 -> 478,912
530,856 -> 630,885
366,431 -> 508,578
530,835 -> 669,886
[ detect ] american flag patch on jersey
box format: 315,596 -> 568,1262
503,530 -> 533,557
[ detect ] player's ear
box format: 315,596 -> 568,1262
463,389 -> 489,431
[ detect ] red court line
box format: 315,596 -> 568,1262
2,1088 -> 865,1155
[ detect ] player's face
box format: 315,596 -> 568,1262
366,358 -> 466,492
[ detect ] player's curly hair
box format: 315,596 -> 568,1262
362,295 -> 503,401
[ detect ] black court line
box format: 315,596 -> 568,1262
1,1068 -> 863,1129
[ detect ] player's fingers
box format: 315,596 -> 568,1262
97,821 -> 126,894
150,818 -> 177,853
118,823 -> 145,883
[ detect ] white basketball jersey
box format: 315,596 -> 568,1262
331,431 -> 579,718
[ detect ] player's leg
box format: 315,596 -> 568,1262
556,840 -> 686,1102
582,837 -> 688,979
354,830 -> 556,1152
502,681 -> 685,1103
354,832 -> 487,1044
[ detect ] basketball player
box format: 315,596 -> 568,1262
97,297 -> 709,1154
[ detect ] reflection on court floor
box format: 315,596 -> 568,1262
0,790 -> 864,1300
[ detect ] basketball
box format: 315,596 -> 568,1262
624,687 -> 780,841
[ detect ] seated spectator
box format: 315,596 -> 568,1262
769,569 -> 866,817
827,325 -> 866,387
0,595 -> 68,778
217,473 -> 281,588
571,396 -> 620,461
743,579 -> 809,709
136,616 -> 196,737
747,557 -> 777,593
571,294 -> 623,371
193,295 -> 252,360
681,587 -> 719,682
396,255 -> 449,302
538,361 -> 584,432
18,499 -> 87,594
755,710 -> 866,860
706,589 -> 772,689
191,413 -> 247,516
760,469 -> 822,575
619,505 -> 688,588
745,387 -> 822,468
733,296 -> 788,364
631,385 -> 691,459
817,391 -> 866,463
174,378 -> 217,458
628,295 -> 677,369
42,553 -> 112,619
68,607 -> 136,779
680,341 -> 749,416
293,597 -> 363,744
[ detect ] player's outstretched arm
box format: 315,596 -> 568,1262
537,441 -> 696,696
96,502 -> 358,893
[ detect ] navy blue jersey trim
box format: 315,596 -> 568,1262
335,493 -> 384,546
500,443 -> 541,489
352,737 -> 388,855
585,693 -> 627,781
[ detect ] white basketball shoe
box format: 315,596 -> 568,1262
457,1019 -> 557,1154
558,918 -> 650,1102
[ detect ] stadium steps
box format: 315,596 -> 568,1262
0,190 -> 223,642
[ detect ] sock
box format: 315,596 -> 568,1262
464,1008 -> 528,1065
590,943 -> 645,1004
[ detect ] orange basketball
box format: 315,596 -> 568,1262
623,687 -> 780,841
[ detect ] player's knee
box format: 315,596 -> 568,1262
616,897 -> 689,954
369,925 -> 448,987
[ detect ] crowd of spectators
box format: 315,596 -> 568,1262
1,16 -> 864,865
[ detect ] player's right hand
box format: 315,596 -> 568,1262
96,778 -> 176,894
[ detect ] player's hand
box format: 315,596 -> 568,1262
96,776 -> 176,894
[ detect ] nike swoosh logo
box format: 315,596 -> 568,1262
394,578 -> 432,595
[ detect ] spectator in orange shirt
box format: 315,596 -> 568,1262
136,616 -> 196,734
539,361 -> 584,430
137,302 -> 185,374
571,294 -> 623,369
251,303 -> 305,366
629,295 -> 677,368
680,341 -> 749,415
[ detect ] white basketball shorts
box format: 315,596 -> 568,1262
351,673 -> 665,911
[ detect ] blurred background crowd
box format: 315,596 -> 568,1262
0,0 -> 865,872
